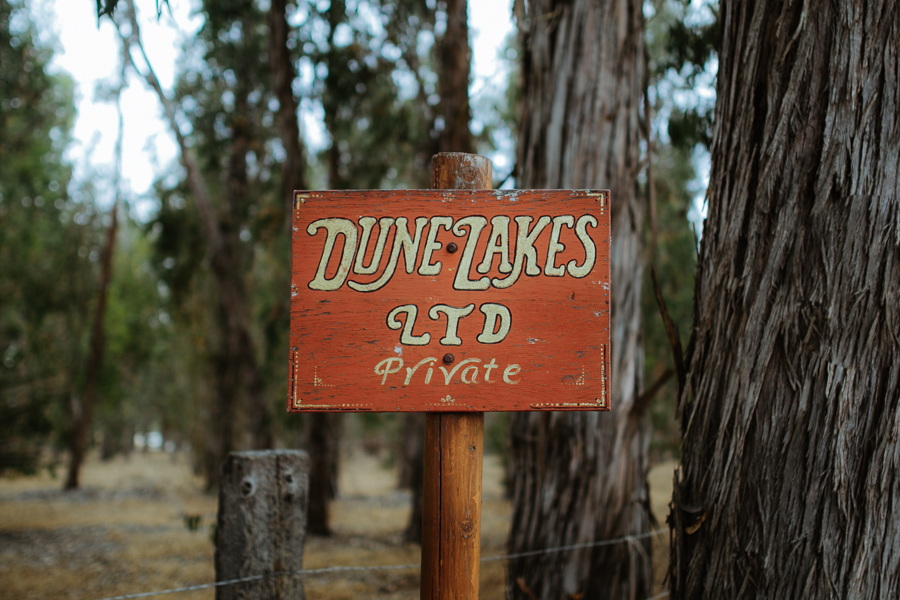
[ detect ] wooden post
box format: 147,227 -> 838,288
421,153 -> 491,600
216,450 -> 309,600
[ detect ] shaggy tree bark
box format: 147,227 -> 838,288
507,1 -> 650,599
671,3 -> 900,599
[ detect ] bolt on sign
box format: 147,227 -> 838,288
289,189 -> 611,412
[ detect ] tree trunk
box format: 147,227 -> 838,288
268,0 -> 307,223
65,201 -> 118,490
398,412 -> 421,489
207,52 -> 271,483
507,1 -> 650,599
306,413 -> 341,536
303,2 -> 355,536
671,3 -> 900,599
399,412 -> 425,543
224,53 -> 272,453
436,0 -> 473,154
323,0 -> 347,190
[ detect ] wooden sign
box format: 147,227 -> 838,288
288,189 -> 610,412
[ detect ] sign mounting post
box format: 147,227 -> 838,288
288,153 -> 611,599
420,153 -> 491,600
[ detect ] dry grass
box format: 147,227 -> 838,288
0,451 -> 676,600
0,452 -> 216,600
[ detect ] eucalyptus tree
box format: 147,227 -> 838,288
506,1 -> 650,598
671,3 -> 900,598
0,0 -> 92,475
119,0 -> 290,487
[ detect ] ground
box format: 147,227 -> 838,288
0,450 -> 675,599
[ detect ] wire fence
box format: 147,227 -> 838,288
92,527 -> 668,600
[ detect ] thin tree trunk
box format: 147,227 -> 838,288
324,0 -> 346,190
398,412 -> 425,490
507,1 -> 649,598
400,412 -> 425,543
65,52 -> 127,489
265,0 -> 310,464
671,3 -> 900,598
224,44 -> 272,452
306,413 -> 341,536
268,0 -> 307,223
65,201 -> 118,490
436,0 -> 473,154
302,1 -> 351,535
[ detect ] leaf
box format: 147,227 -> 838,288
686,511 -> 706,535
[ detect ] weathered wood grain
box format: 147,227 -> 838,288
430,153 -> 490,190
421,412 -> 484,600
288,189 -> 611,412
215,450 -> 309,600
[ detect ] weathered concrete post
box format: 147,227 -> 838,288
215,450 -> 309,600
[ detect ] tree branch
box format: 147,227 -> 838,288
651,266 -> 686,398
115,0 -> 223,259
643,71 -> 685,398
630,368 -> 674,421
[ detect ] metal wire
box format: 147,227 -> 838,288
92,527 -> 669,600
482,527 -> 667,562
93,564 -> 422,600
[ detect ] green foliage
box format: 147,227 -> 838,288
302,0 -> 438,189
641,0 -> 718,457
93,214 -> 182,457
146,183 -> 205,305
4,0 -> 722,476
646,0 -> 718,152
304,0 -> 513,189
143,0 -> 298,456
643,146 -> 697,458
471,32 -> 520,185
0,0 -> 95,473
650,1 -> 719,83
1,0 -> 192,474
667,107 -> 712,152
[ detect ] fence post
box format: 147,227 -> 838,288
420,153 -> 491,600
216,450 -> 309,600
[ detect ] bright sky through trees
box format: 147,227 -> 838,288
40,0 -> 513,211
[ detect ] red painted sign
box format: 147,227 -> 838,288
289,190 -> 610,412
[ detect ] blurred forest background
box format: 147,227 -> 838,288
1,0 -> 715,508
